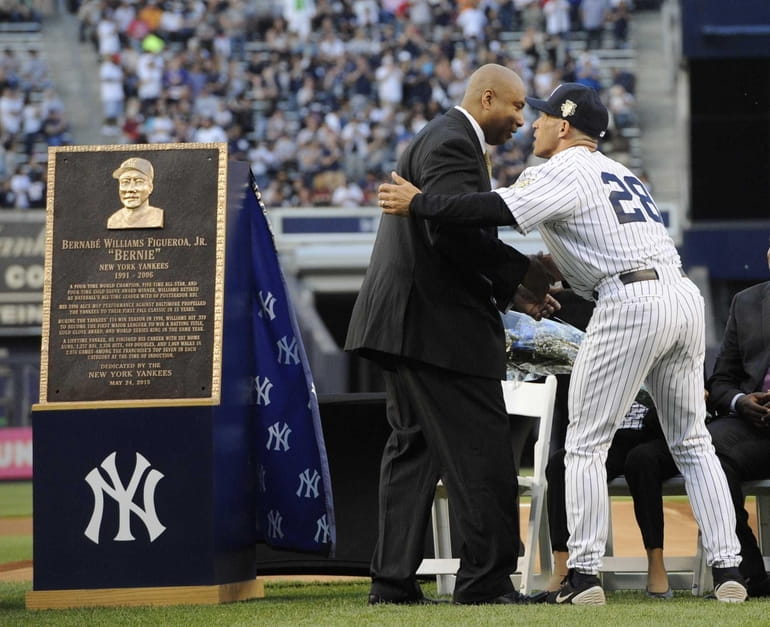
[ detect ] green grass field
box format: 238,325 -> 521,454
3,580 -> 770,626
3,482 -> 770,625
0,481 -> 32,519
0,481 -> 32,565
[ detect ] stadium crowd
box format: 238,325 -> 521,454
0,2 -> 65,209
0,0 -> 640,209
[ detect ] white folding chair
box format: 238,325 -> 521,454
691,479 -> 770,595
416,375 -> 558,595
603,476 -> 699,592
604,477 -> 770,595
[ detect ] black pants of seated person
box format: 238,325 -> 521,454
546,419 -> 677,553
708,415 -> 770,586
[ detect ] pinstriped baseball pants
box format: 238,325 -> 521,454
564,269 -> 741,574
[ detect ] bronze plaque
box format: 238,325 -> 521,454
39,143 -> 227,406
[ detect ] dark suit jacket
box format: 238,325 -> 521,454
707,281 -> 770,415
344,108 -> 529,379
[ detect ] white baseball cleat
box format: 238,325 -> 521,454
714,580 -> 748,603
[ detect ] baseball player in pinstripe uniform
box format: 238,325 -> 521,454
376,83 -> 747,604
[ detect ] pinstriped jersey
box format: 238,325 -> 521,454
495,146 -> 681,300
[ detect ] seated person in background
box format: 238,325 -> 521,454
546,401 -> 674,598
705,247 -> 770,598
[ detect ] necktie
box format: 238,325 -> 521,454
484,151 -> 492,180
763,369 -> 770,392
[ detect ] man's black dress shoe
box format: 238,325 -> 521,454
454,590 -> 530,605
368,593 -> 447,605
747,575 -> 770,598
527,590 -> 550,604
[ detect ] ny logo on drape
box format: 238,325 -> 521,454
266,421 -> 292,451
258,290 -> 277,320
296,468 -> 321,498
276,336 -> 300,365
254,375 -> 273,405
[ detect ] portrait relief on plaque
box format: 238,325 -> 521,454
107,157 -> 164,230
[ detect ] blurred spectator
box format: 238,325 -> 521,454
610,65 -> 636,94
533,59 -> 558,98
77,0 -> 102,47
609,0 -> 631,49
248,139 -> 276,189
112,0 -> 136,38
575,50 -> 602,91
0,179 -> 16,208
456,1 -> 486,41
19,49 -> 50,92
8,165 -> 30,209
97,14 -> 121,58
0,48 -> 20,85
136,51 -> 164,115
581,0 -> 610,50
22,98 -> 44,155
409,0 -> 433,31
26,167 -> 46,209
607,83 -> 638,129
283,0 -> 316,41
144,102 -> 174,142
543,0 -> 571,39
227,124 -> 249,161
0,137 -> 7,179
331,178 -> 364,208
519,0 -> 544,31
0,86 -> 23,140
374,54 -> 403,109
137,0 -> 163,33
318,24 -> 345,62
352,0 -> 378,28
193,115 -> 227,143
159,2 -> 193,47
99,54 -> 125,136
39,87 -> 64,118
41,108 -> 70,146
520,25 -> 544,71
121,96 -> 145,142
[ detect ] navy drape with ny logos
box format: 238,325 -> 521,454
248,179 -> 336,555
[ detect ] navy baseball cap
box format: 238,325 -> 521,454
526,83 -> 609,139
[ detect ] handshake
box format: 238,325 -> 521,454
514,252 -> 563,321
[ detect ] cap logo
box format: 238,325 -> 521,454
561,99 -> 577,118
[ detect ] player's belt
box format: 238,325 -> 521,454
618,267 -> 686,284
594,267 -> 687,299
619,268 -> 660,284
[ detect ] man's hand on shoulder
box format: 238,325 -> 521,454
378,171 -> 421,216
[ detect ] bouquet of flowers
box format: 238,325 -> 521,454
503,310 -> 653,407
503,310 -> 582,379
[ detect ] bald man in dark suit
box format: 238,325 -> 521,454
345,64 -> 552,605
707,248 -> 770,597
